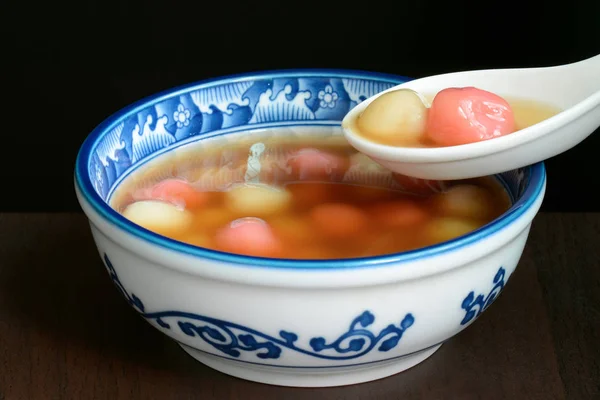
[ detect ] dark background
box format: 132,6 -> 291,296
2,0 -> 599,212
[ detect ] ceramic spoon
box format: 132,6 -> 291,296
342,54 -> 600,180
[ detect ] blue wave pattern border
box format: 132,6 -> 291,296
460,267 -> 507,326
89,77 -> 398,201
88,74 -> 531,206
103,254 -> 416,361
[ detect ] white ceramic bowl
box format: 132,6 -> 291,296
74,70 -> 546,387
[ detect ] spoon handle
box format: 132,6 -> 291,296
566,53 -> 600,72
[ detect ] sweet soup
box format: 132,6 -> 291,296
110,129 -> 511,259
350,87 -> 562,147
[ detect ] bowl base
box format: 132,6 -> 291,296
179,343 -> 442,388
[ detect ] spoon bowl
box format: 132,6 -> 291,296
342,54 -> 600,180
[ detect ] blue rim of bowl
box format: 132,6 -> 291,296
75,69 -> 546,271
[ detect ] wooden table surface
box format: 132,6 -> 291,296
0,213 -> 598,400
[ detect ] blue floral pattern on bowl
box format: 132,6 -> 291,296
103,252 -> 511,364
460,267 -> 508,326
86,70 -> 532,208
103,253 -> 416,361
88,72 -> 406,201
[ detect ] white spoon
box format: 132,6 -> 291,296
342,54 -> 600,180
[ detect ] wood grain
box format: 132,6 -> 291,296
529,214 -> 600,399
0,213 -> 598,399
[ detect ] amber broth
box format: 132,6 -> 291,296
111,129 -> 511,259
352,96 -> 562,147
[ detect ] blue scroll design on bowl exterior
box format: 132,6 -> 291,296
103,254 -> 415,360
460,267 -> 507,326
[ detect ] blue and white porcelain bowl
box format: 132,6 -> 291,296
74,70 -> 546,388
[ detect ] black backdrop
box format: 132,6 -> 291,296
2,0 -> 599,212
